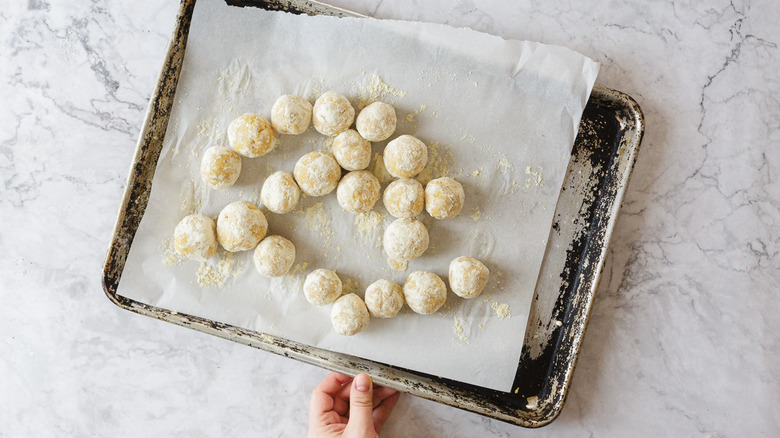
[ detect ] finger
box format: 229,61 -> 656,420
313,373 -> 353,405
343,374 -> 376,435
333,377 -> 356,416
333,389 -> 350,416
310,373 -> 353,418
372,386 -> 399,408
373,392 -> 400,434
335,378 -> 354,400
317,372 -> 354,396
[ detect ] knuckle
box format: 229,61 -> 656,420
350,397 -> 374,409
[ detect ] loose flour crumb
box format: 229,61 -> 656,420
453,316 -> 469,343
300,202 -> 336,248
354,211 -> 386,239
487,267 -> 506,291
415,142 -> 454,186
405,104 -> 427,123
216,60 -> 251,97
160,238 -> 182,267
355,74 -> 407,109
196,118 -> 224,143
197,263 -> 221,286
491,301 -> 511,319
319,136 -> 335,153
343,278 -> 360,296
525,166 -> 544,187
196,251 -> 245,287
179,179 -> 201,215
471,207 -> 482,222
308,77 -> 326,99
275,262 -> 309,298
498,157 -> 514,173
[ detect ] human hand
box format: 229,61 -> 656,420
308,372 -> 400,438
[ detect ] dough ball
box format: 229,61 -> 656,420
383,178 -> 424,219
364,279 -> 404,318
200,146 -> 242,190
254,235 -> 296,277
403,271 -> 447,315
312,91 -> 355,136
261,171 -> 301,214
293,151 -> 341,197
304,268 -> 342,305
216,201 -> 268,252
383,135 -> 428,178
331,293 -> 370,336
332,129 -> 371,171
174,214 -> 218,261
271,95 -> 312,135
383,218 -> 429,266
356,102 -> 397,142
337,171 -> 381,214
425,177 -> 465,219
448,256 -> 490,299
227,113 -> 277,158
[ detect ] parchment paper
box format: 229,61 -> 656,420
117,0 -> 598,392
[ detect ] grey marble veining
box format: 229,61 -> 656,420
1,0 -> 778,436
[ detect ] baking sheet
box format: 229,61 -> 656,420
117,0 -> 598,392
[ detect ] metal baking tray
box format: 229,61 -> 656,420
102,0 -> 644,428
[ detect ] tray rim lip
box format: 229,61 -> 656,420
101,0 -> 645,428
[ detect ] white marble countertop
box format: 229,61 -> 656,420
2,0 -> 778,436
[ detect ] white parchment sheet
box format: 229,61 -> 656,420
117,0 -> 598,391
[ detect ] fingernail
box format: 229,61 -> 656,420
355,374 -> 371,392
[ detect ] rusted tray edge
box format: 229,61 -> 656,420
103,0 -> 195,303
534,88 -> 644,426
102,0 -> 645,428
227,0 -> 366,17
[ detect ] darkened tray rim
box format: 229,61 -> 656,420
102,0 -> 644,428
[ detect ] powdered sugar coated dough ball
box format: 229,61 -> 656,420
383,178 -> 424,219
331,294 -> 370,336
254,235 -> 296,277
200,146 -> 242,190
332,129 -> 371,171
174,214 -> 218,262
271,95 -> 312,135
425,177 -> 465,219
312,91 -> 355,136
383,135 -> 428,178
261,171 -> 301,214
304,269 -> 342,305
383,218 -> 429,268
216,201 -> 268,252
227,114 -> 277,158
364,279 -> 404,318
403,271 -> 447,315
356,102 -> 396,142
448,256 -> 490,299
293,151 -> 341,197
337,171 -> 381,213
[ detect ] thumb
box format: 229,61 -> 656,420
345,374 -> 377,435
